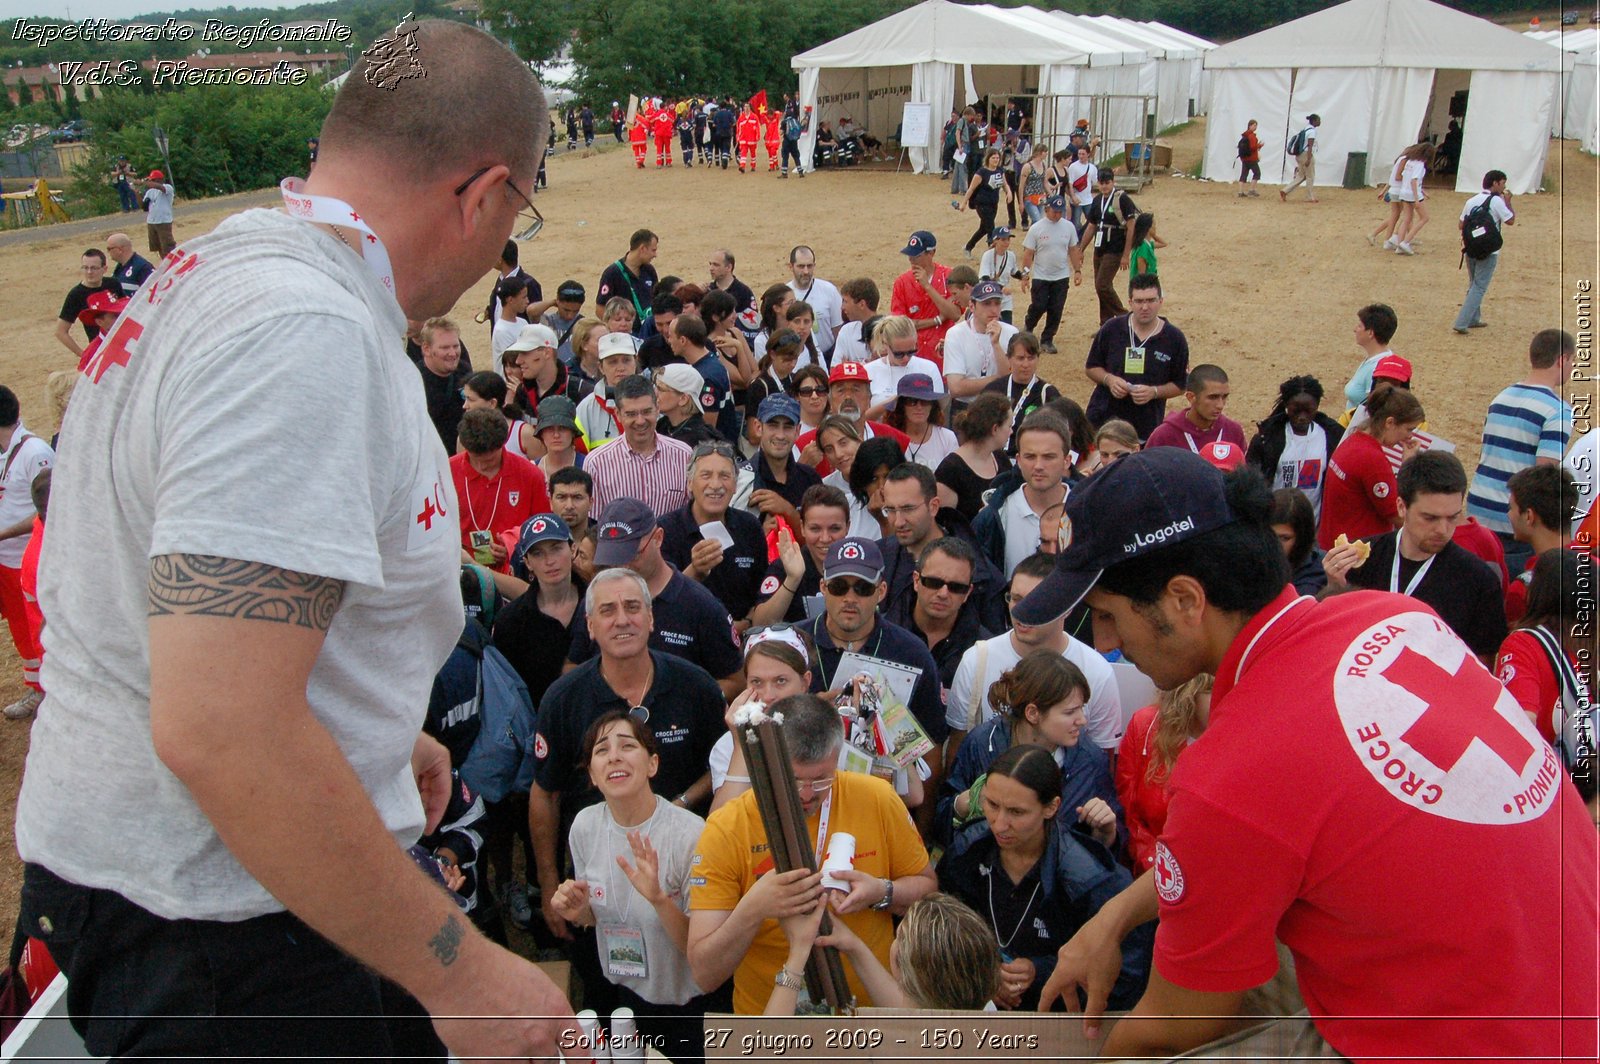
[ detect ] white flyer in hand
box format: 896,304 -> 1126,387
699,521 -> 736,551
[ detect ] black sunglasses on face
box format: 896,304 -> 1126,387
916,575 -> 972,595
825,577 -> 878,598
796,386 -> 827,397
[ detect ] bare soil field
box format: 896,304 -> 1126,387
0,118 -> 1593,931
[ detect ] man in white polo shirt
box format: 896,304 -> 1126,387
945,551 -> 1122,755
943,280 -> 1016,399
786,244 -> 843,360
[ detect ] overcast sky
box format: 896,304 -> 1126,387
1,1 -> 311,21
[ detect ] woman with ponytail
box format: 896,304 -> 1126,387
1317,381 -> 1423,550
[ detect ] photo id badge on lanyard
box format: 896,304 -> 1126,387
1124,319 -> 1146,377
601,923 -> 648,979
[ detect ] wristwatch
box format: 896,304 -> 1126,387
774,967 -> 807,990
869,877 -> 894,911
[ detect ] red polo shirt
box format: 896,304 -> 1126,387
449,450 -> 550,563
890,264 -> 953,370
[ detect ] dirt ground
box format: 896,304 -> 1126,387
0,119 -> 1593,932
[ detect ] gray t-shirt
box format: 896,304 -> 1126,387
1022,216 -> 1079,282
17,208 -> 462,921
569,796 -> 706,1005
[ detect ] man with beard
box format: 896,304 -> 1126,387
795,361 -> 909,475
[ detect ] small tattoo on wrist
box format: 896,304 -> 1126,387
430,914 -> 465,966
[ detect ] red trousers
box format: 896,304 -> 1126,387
653,136 -> 672,166
631,140 -> 647,166
765,138 -> 781,169
737,139 -> 758,169
0,564 -> 42,691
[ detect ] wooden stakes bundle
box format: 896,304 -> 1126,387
735,710 -> 855,1014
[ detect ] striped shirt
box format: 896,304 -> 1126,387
1467,383 -> 1572,533
585,432 -> 692,517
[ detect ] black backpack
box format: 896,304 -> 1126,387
1286,127 -> 1309,156
1237,133 -> 1251,158
1461,195 -> 1504,261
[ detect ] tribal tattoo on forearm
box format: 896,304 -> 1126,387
148,555 -> 344,630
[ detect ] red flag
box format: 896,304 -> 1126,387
748,89 -> 768,114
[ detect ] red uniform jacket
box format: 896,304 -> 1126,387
736,112 -> 761,144
651,110 -> 675,141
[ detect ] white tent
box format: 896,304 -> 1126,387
789,0 -> 1149,174
1086,15 -> 1211,124
1046,12 -> 1190,131
1526,29 -> 1599,141
1137,20 -> 1219,111
1203,0 -> 1562,194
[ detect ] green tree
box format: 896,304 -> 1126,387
480,0 -> 580,65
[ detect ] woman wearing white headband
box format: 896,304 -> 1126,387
708,627 -> 815,813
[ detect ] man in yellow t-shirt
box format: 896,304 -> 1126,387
688,694 -> 936,1014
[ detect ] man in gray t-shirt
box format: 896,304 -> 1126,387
16,20 -> 572,1063
1020,195 -> 1084,352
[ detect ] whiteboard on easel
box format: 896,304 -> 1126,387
900,102 -> 932,148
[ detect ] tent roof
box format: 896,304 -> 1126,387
1137,20 -> 1216,52
1526,27 -> 1600,53
1205,0 -> 1562,72
1087,16 -> 1202,59
988,6 -> 1146,66
791,0 -> 1120,69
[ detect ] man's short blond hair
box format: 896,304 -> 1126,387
420,317 -> 459,347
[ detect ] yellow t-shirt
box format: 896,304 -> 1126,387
689,771 -> 930,1015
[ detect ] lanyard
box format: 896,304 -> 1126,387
1099,194 -> 1117,225
279,179 -> 396,297
1389,532 -> 1436,596
813,789 -> 833,868
986,857 -> 1043,951
1006,377 -> 1039,426
464,467 -> 502,532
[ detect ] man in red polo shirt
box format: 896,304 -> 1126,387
1020,449 -> 1597,1062
450,407 -> 550,571
889,229 -> 959,371
794,361 -> 909,475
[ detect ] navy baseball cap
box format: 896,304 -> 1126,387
988,226 -> 1013,242
972,280 -> 1004,303
1044,194 -> 1066,211
758,393 -> 801,424
512,512 -> 572,575
824,537 -> 884,582
900,230 -> 937,255
1012,449 -> 1238,626
594,498 -> 658,566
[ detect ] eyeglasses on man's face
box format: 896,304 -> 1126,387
454,166 -> 543,241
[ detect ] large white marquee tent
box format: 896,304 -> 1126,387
1525,28 -> 1598,147
789,0 -> 1214,174
1202,0 -> 1562,194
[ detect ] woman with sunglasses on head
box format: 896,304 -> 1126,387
939,650 -> 1122,852
550,710 -> 715,1063
744,329 -> 804,435
938,743 -> 1150,1012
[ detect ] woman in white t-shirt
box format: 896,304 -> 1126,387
550,710 -> 711,1062
1368,149 -> 1413,249
1245,374 -> 1345,522
1391,143 -> 1436,255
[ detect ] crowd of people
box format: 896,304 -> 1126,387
6,18 -> 1596,1064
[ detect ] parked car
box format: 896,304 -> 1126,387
1563,11 -> 1580,25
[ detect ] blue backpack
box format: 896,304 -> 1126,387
456,621 -> 539,804
784,115 -> 803,141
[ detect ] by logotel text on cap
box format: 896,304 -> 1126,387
655,363 -> 703,396
758,393 -> 801,424
1373,354 -> 1413,385
597,331 -> 640,361
507,323 -> 559,354
829,360 -> 870,384
594,498 -> 658,567
988,226 -> 1013,243
1013,449 -> 1237,627
824,537 -> 884,582
900,230 -> 937,256
972,280 -> 1004,303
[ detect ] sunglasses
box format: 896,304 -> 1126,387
916,575 -> 972,595
889,346 -> 918,358
825,577 -> 878,598
627,705 -> 650,723
796,386 -> 827,397
692,441 -> 736,458
454,166 -> 544,241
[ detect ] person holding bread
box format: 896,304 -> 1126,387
1316,382 -> 1422,550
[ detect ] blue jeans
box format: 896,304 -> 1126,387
20,863 -> 401,1061
1454,253 -> 1498,329
1024,200 -> 1044,225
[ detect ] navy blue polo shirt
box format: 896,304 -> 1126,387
745,452 -> 822,514
532,650 -> 724,828
658,503 -> 768,622
566,567 -> 743,680
798,613 -> 949,742
754,552 -> 823,623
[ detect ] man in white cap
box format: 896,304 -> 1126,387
511,321 -> 591,416
574,331 -> 639,449
654,364 -> 723,447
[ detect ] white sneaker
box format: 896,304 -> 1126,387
1382,238 -> 1397,251
4,689 -> 42,720
1396,243 -> 1415,255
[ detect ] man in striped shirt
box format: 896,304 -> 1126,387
1466,328 -> 1575,573
585,373 -> 692,517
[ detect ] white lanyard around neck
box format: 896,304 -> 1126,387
1390,531 -> 1436,596
813,789 -> 833,867
280,178 -> 397,298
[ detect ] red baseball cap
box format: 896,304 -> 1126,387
78,290 -> 129,325
1199,441 -> 1245,472
1373,354 -> 1413,384
146,169 -> 165,181
828,361 -> 870,384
